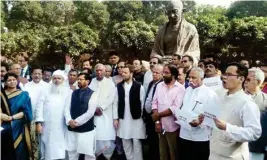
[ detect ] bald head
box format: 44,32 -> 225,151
152,64 -> 163,82
105,65 -> 112,78
166,0 -> 183,24
10,63 -> 21,76
166,0 -> 183,11
95,63 -> 105,71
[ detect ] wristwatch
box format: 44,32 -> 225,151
155,121 -> 160,124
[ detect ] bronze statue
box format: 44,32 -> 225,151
151,0 -> 200,63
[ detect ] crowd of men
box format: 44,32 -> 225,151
1,51 -> 267,160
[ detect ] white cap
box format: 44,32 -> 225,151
52,70 -> 66,80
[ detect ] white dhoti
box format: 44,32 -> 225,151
66,129 -> 96,160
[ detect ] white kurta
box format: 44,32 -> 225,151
203,76 -> 223,91
143,70 -> 153,92
36,86 -> 73,160
176,85 -> 220,141
115,81 -> 146,139
24,80 -> 49,120
89,77 -> 116,141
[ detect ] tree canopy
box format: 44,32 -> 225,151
1,1 -> 267,66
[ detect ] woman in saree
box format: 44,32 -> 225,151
1,73 -> 33,160
1,85 -> 16,160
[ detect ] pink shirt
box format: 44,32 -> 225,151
152,81 -> 185,132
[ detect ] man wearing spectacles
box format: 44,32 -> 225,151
181,55 -> 194,81
151,0 -> 200,65
65,72 -> 98,160
113,61 -> 126,85
203,61 -> 222,91
210,62 -> 262,160
143,56 -> 162,92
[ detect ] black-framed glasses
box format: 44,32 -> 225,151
222,73 -> 239,77
118,66 -> 125,69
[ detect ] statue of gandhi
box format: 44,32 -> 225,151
151,0 -> 200,64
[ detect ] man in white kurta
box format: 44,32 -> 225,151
25,68 -> 49,120
244,68 -> 267,160
210,62 -> 262,160
114,66 -> 146,160
35,70 -> 73,160
203,61 -> 222,91
89,64 -> 116,160
24,67 -> 49,160
65,69 -> 78,90
175,67 -> 220,160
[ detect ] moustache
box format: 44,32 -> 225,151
189,82 -> 197,88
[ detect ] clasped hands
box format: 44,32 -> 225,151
1,113 -> 12,122
68,120 -> 78,129
94,107 -> 103,116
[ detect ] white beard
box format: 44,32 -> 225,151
50,83 -> 66,95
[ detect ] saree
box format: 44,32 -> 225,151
5,90 -> 33,160
1,88 -> 16,160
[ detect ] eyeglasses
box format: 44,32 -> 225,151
150,62 -> 157,65
118,66 -> 125,69
77,78 -> 86,81
181,60 -> 188,63
222,73 -> 239,77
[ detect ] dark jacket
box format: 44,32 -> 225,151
249,109 -> 267,153
68,88 -> 95,133
117,80 -> 142,119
